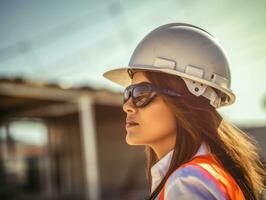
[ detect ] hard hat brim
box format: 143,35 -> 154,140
102,66 -> 236,108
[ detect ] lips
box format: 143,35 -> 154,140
127,122 -> 139,125
126,117 -> 139,126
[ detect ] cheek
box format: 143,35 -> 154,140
138,100 -> 177,144
144,105 -> 176,135
125,98 -> 177,145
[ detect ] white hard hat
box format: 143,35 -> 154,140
102,23 -> 235,108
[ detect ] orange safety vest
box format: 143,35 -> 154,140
159,154 -> 245,200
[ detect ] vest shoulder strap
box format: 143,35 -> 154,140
158,154 -> 245,200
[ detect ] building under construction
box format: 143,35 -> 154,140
0,78 -> 148,200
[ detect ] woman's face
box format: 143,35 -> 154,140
122,71 -> 177,156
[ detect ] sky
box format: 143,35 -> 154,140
0,120 -> 48,146
0,0 -> 266,127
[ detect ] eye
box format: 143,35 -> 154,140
135,96 -> 149,106
135,84 -> 154,102
135,94 -> 150,106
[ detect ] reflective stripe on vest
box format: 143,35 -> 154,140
158,154 -> 245,200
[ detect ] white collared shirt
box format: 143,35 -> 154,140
150,142 -> 211,193
150,142 -> 227,200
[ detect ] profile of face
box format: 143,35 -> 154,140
122,71 -> 177,154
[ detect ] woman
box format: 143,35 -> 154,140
102,23 -> 266,200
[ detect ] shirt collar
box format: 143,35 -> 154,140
150,142 -> 211,193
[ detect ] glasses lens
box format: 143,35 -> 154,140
133,83 -> 153,107
123,87 -> 131,104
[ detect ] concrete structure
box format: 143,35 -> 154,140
0,79 -> 148,200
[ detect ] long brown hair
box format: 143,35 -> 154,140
131,69 -> 266,200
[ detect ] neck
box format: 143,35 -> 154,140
149,134 -> 176,160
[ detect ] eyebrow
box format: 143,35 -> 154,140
131,81 -> 151,86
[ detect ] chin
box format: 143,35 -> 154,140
125,133 -> 145,145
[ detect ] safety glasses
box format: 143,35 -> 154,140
123,82 -> 182,108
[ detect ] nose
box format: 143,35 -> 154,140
122,97 -> 137,114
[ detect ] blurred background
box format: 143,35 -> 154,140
0,0 -> 265,199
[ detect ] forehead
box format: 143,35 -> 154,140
131,71 -> 151,84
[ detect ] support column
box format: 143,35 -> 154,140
78,95 -> 101,200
